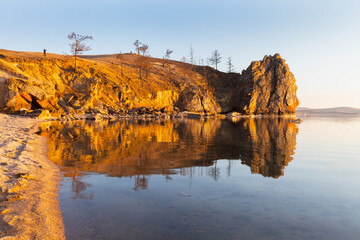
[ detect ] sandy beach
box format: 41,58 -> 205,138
0,114 -> 64,239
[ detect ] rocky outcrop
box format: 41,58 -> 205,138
0,50 -> 298,116
232,54 -> 298,114
176,88 -> 221,113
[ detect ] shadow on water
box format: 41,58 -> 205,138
40,117 -> 298,193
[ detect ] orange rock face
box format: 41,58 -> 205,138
5,92 -> 32,111
233,54 -> 299,114
36,96 -> 58,110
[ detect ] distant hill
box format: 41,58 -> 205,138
297,107 -> 360,115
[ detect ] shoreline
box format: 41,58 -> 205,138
0,114 -> 64,239
12,109 -> 298,122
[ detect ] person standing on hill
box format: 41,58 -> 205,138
43,49 -> 46,57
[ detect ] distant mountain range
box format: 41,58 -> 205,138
297,107 -> 360,114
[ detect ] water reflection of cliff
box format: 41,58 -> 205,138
40,118 -> 298,187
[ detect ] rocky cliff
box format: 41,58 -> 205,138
234,54 -> 299,114
0,49 -> 298,116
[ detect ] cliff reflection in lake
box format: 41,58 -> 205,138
40,118 -> 298,188
39,117 -> 360,240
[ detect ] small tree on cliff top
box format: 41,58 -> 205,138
135,43 -> 150,79
163,49 -> 173,66
68,32 -> 93,72
163,49 -> 173,79
189,45 -> 194,65
140,44 -> 150,78
165,49 -> 173,60
134,40 -> 141,55
227,57 -> 234,73
208,50 -> 222,70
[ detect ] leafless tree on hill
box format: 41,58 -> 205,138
135,43 -> 150,79
189,45 -> 194,65
227,57 -> 234,73
134,40 -> 141,55
165,49 -> 173,62
68,32 -> 93,73
162,49 -> 173,67
163,49 -> 173,79
140,44 -> 150,78
208,50 -> 222,70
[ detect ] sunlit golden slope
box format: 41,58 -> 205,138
0,49 -> 298,115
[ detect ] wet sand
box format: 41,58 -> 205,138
0,114 -> 64,239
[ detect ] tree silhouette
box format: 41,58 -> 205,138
134,40 -> 141,55
227,57 -> 234,73
208,50 -> 222,70
163,49 -> 173,79
68,32 -> 93,72
163,49 -> 173,66
165,49 -> 173,60
189,45 -> 194,64
135,43 -> 150,79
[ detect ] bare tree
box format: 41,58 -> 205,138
163,49 -> 173,67
163,49 -> 173,78
135,43 -> 150,79
189,45 -> 194,65
165,49 -> 173,60
208,50 -> 222,70
68,32 -> 93,72
134,40 -> 141,55
227,57 -> 234,73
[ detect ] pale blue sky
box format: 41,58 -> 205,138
1,0 -> 360,108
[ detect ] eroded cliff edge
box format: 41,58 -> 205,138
0,50 -> 298,116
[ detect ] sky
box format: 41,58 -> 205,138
1,0 -> 360,108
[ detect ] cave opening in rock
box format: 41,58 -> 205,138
30,95 -> 43,110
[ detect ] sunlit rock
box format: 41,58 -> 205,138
234,54 -> 299,114
0,50 -> 298,115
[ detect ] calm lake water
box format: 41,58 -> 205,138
40,116 -> 360,240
